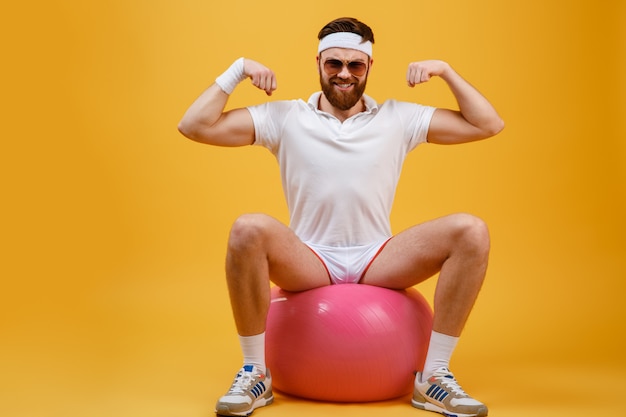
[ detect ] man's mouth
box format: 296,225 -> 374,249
335,82 -> 353,90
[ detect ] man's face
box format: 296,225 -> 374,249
318,48 -> 371,111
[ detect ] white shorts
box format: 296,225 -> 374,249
305,238 -> 392,284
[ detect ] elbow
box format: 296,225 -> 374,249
177,119 -> 199,141
177,121 -> 190,138
494,117 -> 505,135
484,117 -> 505,138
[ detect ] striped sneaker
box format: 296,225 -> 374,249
215,365 -> 273,416
412,367 -> 488,417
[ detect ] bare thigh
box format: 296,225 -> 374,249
361,213 -> 490,289
228,213 -> 331,291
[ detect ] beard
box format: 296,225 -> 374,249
320,74 -> 368,111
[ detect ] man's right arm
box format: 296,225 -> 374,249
177,58 -> 277,147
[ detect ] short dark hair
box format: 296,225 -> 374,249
317,17 -> 375,44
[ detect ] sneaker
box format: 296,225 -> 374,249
412,367 -> 488,417
215,365 -> 273,416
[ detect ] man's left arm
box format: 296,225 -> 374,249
407,60 -> 505,144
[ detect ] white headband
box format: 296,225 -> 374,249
318,32 -> 373,57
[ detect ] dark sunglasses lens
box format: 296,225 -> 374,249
324,60 -> 344,73
348,62 -> 366,76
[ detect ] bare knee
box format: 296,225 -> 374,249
228,213 -> 275,254
449,213 -> 490,256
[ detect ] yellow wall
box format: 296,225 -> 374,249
1,1 -> 624,416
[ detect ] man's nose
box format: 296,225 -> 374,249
337,64 -> 352,78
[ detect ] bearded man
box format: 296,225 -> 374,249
178,16 -> 504,417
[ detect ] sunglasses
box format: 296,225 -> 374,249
322,59 -> 368,76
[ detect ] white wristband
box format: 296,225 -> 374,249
215,57 -> 246,95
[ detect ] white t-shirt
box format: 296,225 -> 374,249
248,92 -> 436,247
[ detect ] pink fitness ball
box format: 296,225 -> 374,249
266,284 -> 433,402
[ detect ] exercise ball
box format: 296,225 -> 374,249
265,284 -> 433,402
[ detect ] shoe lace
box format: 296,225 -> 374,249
227,369 -> 256,395
438,374 -> 469,397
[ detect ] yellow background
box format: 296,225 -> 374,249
1,1 -> 624,416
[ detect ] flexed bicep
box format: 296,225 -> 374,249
405,60 -> 504,144
179,58 -> 275,146
426,108 -> 488,145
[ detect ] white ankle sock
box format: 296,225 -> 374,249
422,331 -> 459,380
239,333 -> 266,373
